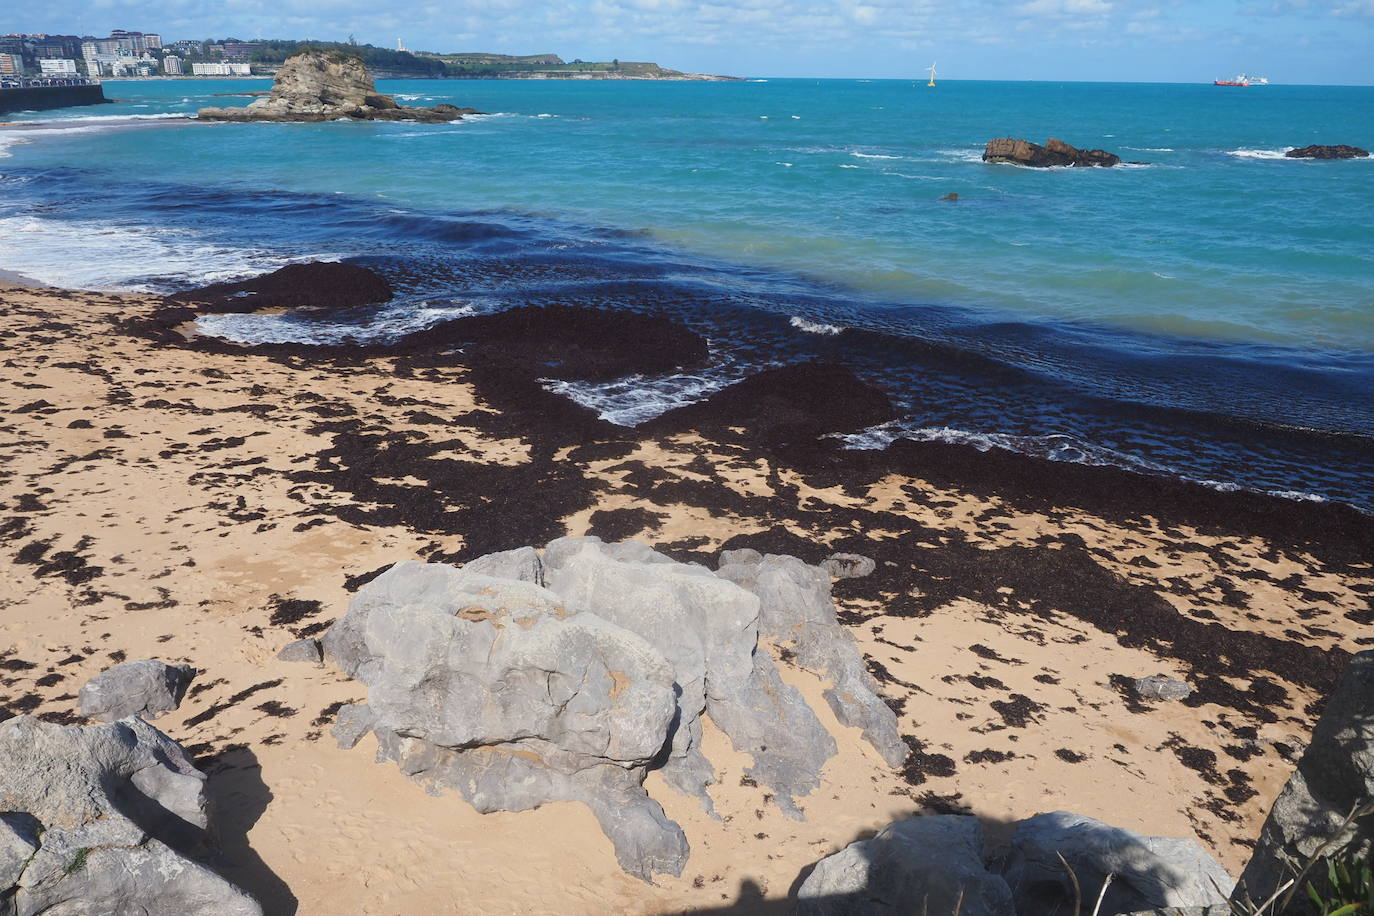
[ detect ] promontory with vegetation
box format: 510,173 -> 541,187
228,38 -> 739,80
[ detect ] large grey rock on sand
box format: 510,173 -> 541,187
197,50 -> 478,123
821,553 -> 876,580
462,544 -> 544,584
322,559 -> 686,880
542,537 -> 836,816
1134,674 -> 1193,702
716,552 -> 907,767
1003,811 -> 1234,916
1238,650 -> 1374,903
797,815 -> 1014,916
277,637 -> 322,663
0,715 -> 261,915
331,702 -> 375,750
77,658 -> 195,722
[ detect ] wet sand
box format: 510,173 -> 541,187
1,281 -> 1370,914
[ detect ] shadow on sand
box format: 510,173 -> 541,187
202,746 -> 299,916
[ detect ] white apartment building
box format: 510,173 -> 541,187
191,62 -> 251,76
38,58 -> 79,76
162,54 -> 182,75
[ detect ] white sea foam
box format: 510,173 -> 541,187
850,152 -> 902,160
935,148 -> 986,163
777,161 -> 794,167
1125,146 -> 1174,152
0,213 -> 326,291
542,365 -> 746,426
196,301 -> 476,346
789,316 -> 845,335
835,422 -> 1333,505
838,164 -> 860,169
1225,148 -> 1289,160
16,112 -> 190,124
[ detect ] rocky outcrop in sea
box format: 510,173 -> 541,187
983,137 -> 1123,167
197,50 -> 482,123
1285,144 -> 1370,159
320,537 -> 904,881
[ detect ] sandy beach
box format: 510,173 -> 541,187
1,280 -> 1371,914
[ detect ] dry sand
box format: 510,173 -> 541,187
1,283 -> 1370,914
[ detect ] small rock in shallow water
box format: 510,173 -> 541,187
1133,674 -> 1193,702
277,638 -> 323,664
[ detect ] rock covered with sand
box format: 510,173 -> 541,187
197,50 -> 481,123
0,715 -> 262,915
1004,811 -> 1235,915
321,537 -> 904,880
797,815 -> 1015,915
77,658 -> 195,722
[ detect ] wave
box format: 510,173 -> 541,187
10,112 -> 190,125
835,422 -> 1332,505
0,213 -> 325,290
851,152 -> 901,160
195,301 -> 476,346
1124,147 -> 1174,152
1225,148 -> 1289,160
790,316 -> 845,335
542,362 -> 748,426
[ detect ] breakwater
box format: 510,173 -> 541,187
0,81 -> 108,116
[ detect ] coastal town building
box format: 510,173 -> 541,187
163,54 -> 182,75
222,42 -> 260,61
191,61 -> 252,76
0,54 -> 21,77
38,58 -> 78,76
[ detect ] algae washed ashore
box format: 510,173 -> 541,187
0,78 -> 1371,512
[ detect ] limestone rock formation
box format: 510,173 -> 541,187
77,658 -> 195,722
1285,144 -> 1369,159
542,537 -> 838,817
322,559 -> 687,880
797,816 -> 1015,916
321,538 -> 903,880
983,137 -> 1123,167
0,715 -> 262,915
197,50 -> 481,123
1003,811 -> 1234,916
716,552 -> 907,767
1237,650 -> 1374,903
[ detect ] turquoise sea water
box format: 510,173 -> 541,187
1,78 -> 1371,506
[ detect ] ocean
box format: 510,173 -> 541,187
1,77 -> 1371,510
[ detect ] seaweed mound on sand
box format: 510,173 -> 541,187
197,50 -> 482,123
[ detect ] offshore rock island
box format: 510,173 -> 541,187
197,50 -> 482,123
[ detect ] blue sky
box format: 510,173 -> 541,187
7,0 -> 1373,83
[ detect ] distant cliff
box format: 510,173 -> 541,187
239,40 -> 737,80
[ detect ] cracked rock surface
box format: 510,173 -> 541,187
0,715 -> 261,916
322,538 -> 900,880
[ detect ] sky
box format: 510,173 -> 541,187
6,0 -> 1373,84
